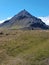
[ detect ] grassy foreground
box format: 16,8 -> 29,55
0,30 -> 49,65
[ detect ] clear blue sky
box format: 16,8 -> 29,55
0,0 -> 49,20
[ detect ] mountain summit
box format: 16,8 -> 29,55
0,9 -> 49,30
15,9 -> 33,18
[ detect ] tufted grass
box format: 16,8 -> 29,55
0,30 -> 49,65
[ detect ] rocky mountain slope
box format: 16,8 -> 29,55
0,9 -> 49,30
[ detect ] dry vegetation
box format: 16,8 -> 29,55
0,29 -> 49,65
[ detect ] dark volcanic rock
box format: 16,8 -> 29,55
0,9 -> 49,30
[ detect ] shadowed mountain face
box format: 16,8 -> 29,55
0,9 -> 49,30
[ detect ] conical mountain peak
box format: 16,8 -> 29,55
0,9 -> 49,30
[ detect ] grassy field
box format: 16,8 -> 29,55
0,29 -> 49,65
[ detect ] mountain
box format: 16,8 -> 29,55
0,9 -> 49,30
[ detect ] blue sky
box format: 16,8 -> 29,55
0,0 -> 49,20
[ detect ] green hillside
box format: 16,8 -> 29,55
0,30 -> 49,65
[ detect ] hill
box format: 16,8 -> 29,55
0,30 -> 49,65
0,9 -> 49,30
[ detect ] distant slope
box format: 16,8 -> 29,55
0,9 -> 49,30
